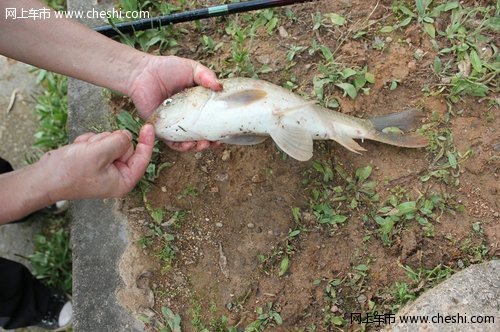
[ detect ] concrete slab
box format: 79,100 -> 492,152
385,260 -> 500,331
67,0 -> 143,331
0,55 -> 42,269
0,55 -> 40,168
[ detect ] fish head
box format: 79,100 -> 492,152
149,86 -> 212,141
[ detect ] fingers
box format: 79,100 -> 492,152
93,130 -> 133,165
73,132 -> 95,143
190,60 -> 223,92
165,140 -> 221,152
116,124 -> 155,188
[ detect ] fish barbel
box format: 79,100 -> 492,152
150,78 -> 428,161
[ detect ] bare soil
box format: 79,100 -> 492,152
117,0 -> 499,330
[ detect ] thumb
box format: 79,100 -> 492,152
190,60 -> 223,91
93,130 -> 132,165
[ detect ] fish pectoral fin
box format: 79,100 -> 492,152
220,135 -> 268,146
218,89 -> 267,107
333,136 -> 367,154
270,126 -> 313,161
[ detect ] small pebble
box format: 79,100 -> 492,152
222,149 -> 231,161
357,294 -> 367,304
279,26 -> 289,38
457,260 -> 465,269
194,152 -> 203,160
251,173 -> 265,183
216,222 -> 223,228
494,212 -> 499,218
256,55 -> 270,65
161,186 -> 167,192
247,223 -> 255,229
267,230 -> 274,236
385,36 -> 393,43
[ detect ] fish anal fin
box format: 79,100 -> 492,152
220,135 -> 268,146
270,126 -> 313,161
333,136 -> 367,154
218,89 -> 267,107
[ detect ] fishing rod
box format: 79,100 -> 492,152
94,0 -> 314,38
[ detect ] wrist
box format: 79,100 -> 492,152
125,53 -> 156,97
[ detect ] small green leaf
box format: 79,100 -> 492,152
273,312 -> 283,325
354,264 -> 369,271
331,316 -> 344,326
434,56 -> 442,74
340,68 -> 357,79
356,165 -> 372,182
288,229 -> 301,238
325,13 -> 346,25
416,0 -> 426,16
365,72 -> 375,84
394,201 -> 417,216
279,256 -> 290,277
390,80 -> 398,90
380,26 -> 394,33
335,83 -> 357,99
447,151 -> 458,169
469,50 -> 483,73
423,23 -> 435,38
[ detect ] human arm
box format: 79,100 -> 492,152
0,125 -> 154,224
0,0 -> 223,150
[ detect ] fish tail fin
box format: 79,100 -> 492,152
368,108 -> 429,148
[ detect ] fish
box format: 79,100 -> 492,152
149,77 -> 428,161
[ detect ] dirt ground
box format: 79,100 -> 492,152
117,0 -> 499,331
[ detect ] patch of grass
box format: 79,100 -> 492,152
306,162 -> 379,229
28,215 -> 72,294
29,70 -> 68,157
258,219 -> 302,277
139,306 -> 182,332
244,302 -> 283,332
419,114 -> 473,185
112,0 -> 180,53
375,191 -> 464,246
310,41 -> 375,106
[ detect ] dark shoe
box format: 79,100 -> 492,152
36,293 -> 72,331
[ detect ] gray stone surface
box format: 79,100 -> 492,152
386,260 -> 500,331
67,0 -> 142,331
0,55 -> 40,168
0,55 -> 42,269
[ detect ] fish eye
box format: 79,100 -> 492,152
162,98 -> 173,106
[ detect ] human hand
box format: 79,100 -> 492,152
41,125 -> 154,201
127,55 -> 223,152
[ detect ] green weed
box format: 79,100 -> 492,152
29,215 -> 72,294
31,70 -> 68,154
139,306 -> 182,332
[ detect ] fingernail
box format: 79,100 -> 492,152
122,129 -> 133,140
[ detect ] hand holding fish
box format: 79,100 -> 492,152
128,55 -> 223,152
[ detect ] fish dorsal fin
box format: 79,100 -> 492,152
218,89 -> 267,107
272,101 -> 317,117
333,136 -> 367,154
270,126 -> 313,161
220,135 -> 268,146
